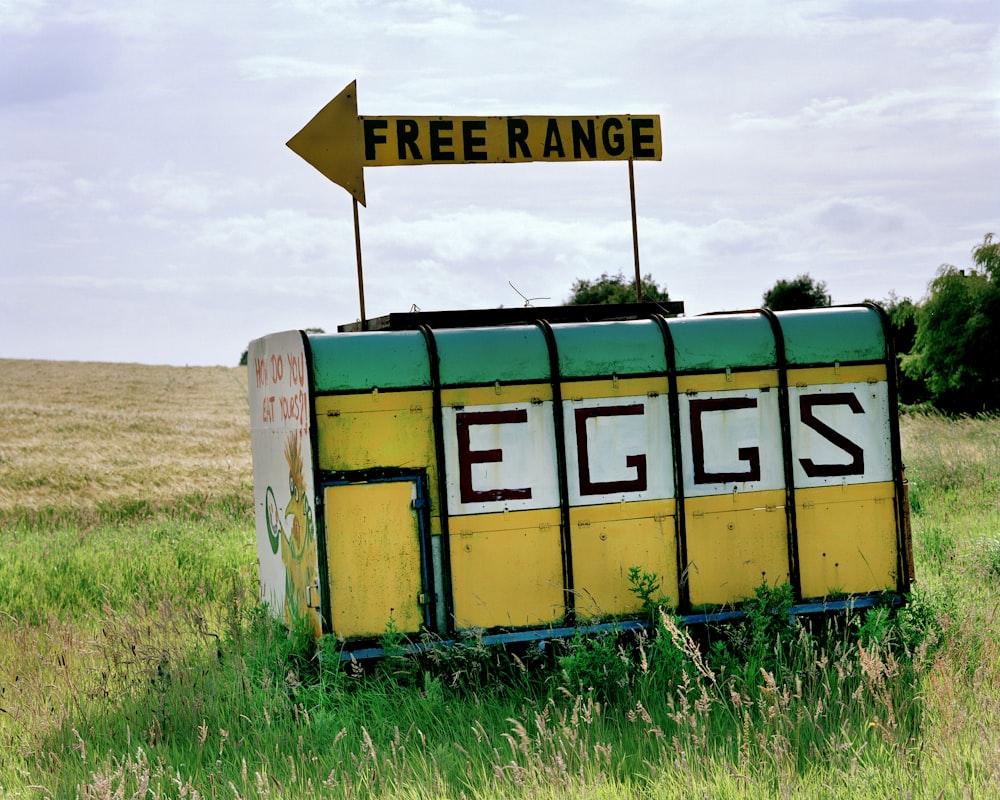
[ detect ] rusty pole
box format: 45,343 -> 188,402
628,159 -> 642,302
353,197 -> 366,329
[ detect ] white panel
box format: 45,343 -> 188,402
789,381 -> 892,488
247,331 -> 319,624
564,394 -> 674,506
442,401 -> 559,515
678,388 -> 784,497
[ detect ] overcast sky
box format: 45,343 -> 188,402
2,0 -> 998,366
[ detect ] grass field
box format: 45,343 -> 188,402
0,358 -> 998,798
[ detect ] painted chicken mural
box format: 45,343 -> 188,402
265,432 -> 320,634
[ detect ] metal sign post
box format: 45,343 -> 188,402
628,159 -> 642,302
352,197 -> 366,328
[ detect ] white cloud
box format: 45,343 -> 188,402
196,209 -> 353,261
731,87 -> 995,131
787,195 -> 916,239
368,208 -> 622,263
237,56 -> 352,82
0,0 -> 48,33
128,169 -> 224,214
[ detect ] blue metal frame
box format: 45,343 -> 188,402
335,592 -> 902,661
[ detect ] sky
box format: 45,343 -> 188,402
2,0 -> 998,367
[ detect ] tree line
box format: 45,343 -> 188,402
567,232 -> 1000,414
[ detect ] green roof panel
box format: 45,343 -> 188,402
435,326 -> 551,386
553,320 -> 667,378
308,331 -> 431,392
777,307 -> 886,366
668,313 -> 777,373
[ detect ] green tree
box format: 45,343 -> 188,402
901,233 -> 1000,413
877,292 -> 927,406
762,274 -> 831,311
972,231 -> 1000,278
566,271 -> 670,305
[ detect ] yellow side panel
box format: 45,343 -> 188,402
796,482 -> 899,598
315,390 -> 434,471
324,481 -> 424,639
787,364 -> 887,387
315,391 -> 440,534
442,383 -> 552,407
449,508 -> 564,629
685,489 -> 789,606
561,376 -> 669,401
676,369 -> 779,394
571,499 -> 678,618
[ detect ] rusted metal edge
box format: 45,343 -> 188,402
338,301 -> 686,333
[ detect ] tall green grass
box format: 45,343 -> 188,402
2,412 -> 998,798
0,493 -> 253,626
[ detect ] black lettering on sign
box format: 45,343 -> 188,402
690,397 -> 761,484
571,119 -> 597,159
543,118 -> 565,158
631,118 -> 656,158
396,119 -> 422,160
363,119 -> 388,160
429,120 -> 455,161
507,118 -> 530,158
462,120 -> 488,161
602,118 -> 625,156
575,404 -> 648,495
798,393 -> 865,477
456,409 -> 532,503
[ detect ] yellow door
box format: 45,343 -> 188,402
324,479 -> 426,639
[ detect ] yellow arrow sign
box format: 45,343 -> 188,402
287,81 -> 662,206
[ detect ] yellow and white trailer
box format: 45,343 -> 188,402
247,304 -> 912,655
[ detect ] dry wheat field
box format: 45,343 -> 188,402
0,358 -> 253,514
